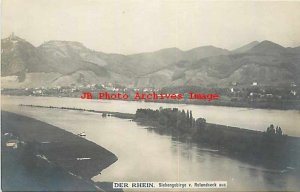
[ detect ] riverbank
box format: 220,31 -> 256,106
4,102 -> 300,191
12,104 -> 300,169
19,104 -> 135,119
2,91 -> 300,110
140,122 -> 300,170
1,111 -> 118,191
134,108 -> 300,170
144,98 -> 300,110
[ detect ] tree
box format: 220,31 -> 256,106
276,126 -> 283,135
187,110 -> 190,120
189,110 -> 193,128
267,124 -> 275,135
158,114 -> 168,126
195,118 -> 206,129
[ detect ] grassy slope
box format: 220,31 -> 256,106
1,111 -> 118,185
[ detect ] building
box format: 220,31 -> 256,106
6,140 -> 19,149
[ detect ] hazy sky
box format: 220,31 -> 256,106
2,0 -> 300,54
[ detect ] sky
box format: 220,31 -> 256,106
2,0 -> 300,54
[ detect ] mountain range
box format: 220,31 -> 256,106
1,34 -> 300,88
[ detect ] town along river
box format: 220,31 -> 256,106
2,96 -> 300,191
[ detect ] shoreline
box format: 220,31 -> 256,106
18,104 -> 300,138
19,104 -> 300,140
19,104 -> 135,119
2,93 -> 300,110
2,111 -> 118,191
18,104 -> 300,169
143,98 -> 300,111
134,115 -> 300,170
4,104 -> 300,185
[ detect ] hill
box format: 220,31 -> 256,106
1,34 -> 299,88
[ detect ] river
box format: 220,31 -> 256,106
2,96 -> 300,191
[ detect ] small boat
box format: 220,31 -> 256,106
78,132 -> 86,137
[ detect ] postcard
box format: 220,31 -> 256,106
1,0 -> 300,191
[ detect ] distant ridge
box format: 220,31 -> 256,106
248,40 -> 286,55
1,34 -> 300,88
233,41 -> 260,53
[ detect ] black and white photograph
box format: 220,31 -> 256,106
1,0 -> 300,191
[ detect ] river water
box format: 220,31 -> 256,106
2,96 -> 300,191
